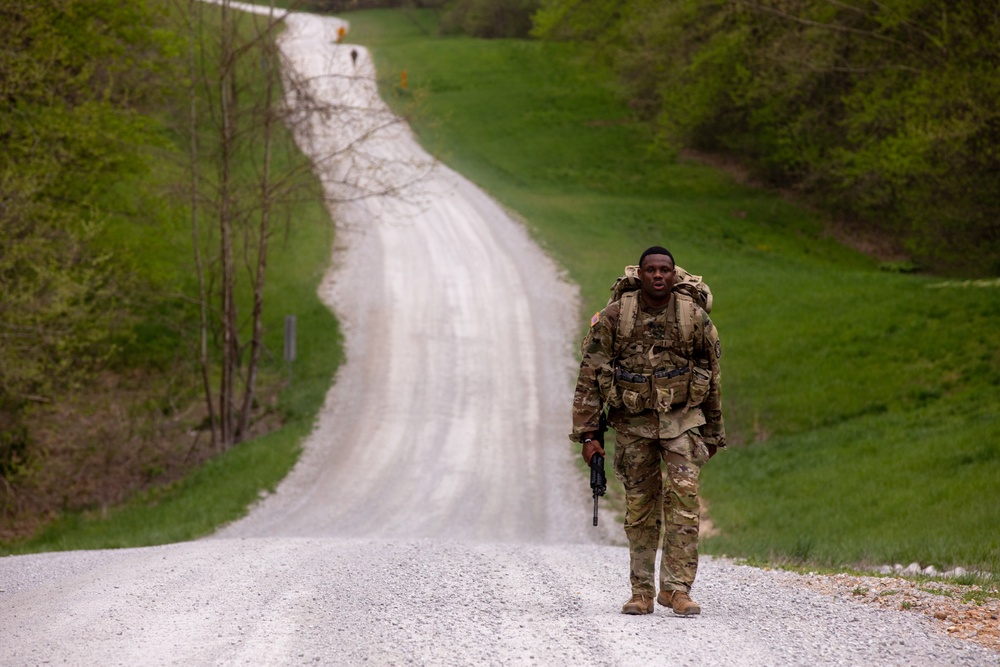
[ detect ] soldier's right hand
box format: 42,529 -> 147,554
581,436 -> 605,465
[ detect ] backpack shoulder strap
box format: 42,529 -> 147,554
616,291 -> 640,348
674,293 -> 698,355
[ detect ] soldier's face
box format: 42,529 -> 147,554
639,254 -> 676,304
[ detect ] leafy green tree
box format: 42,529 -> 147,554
442,0 -> 541,38
0,0 -> 174,475
534,0 -> 1000,274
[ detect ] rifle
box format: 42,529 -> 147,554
589,410 -> 608,526
589,452 -> 606,526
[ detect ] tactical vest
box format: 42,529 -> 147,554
597,279 -> 712,415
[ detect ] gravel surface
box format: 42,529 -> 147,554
2,541 -> 996,666
1,5 -> 996,666
796,570 -> 1000,654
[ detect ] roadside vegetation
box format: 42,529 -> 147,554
343,7 -> 999,575
0,1 -> 342,553
532,1 -> 1000,277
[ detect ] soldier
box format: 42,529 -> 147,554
571,246 -> 726,616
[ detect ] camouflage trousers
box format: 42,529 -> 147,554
612,429 -> 710,597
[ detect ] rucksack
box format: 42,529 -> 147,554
605,264 -> 713,348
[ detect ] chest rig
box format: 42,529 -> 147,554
603,291 -> 711,414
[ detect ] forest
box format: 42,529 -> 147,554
531,0 -> 1000,276
0,0 -> 340,541
424,0 -> 999,275
305,1 -> 1000,264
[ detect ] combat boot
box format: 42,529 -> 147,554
621,593 -> 654,615
657,590 -> 701,616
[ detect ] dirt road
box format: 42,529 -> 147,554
209,6 -> 587,545
0,6 -> 996,666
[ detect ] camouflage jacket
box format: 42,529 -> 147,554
570,293 -> 726,445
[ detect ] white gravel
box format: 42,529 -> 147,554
2,541 -> 996,665
1,5 -> 996,666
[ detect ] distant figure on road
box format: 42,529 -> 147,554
571,246 -> 726,616
350,49 -> 358,67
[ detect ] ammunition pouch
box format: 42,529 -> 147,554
617,370 -> 648,412
652,367 -> 690,411
612,366 -> 694,414
687,366 -> 711,408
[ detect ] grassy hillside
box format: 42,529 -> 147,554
346,9 -> 1000,573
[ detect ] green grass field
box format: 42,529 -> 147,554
345,8 -> 1000,573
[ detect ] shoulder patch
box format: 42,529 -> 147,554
715,339 -> 722,359
590,311 -> 601,327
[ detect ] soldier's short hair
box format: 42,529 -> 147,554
639,246 -> 674,268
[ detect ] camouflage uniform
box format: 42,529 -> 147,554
571,294 -> 725,598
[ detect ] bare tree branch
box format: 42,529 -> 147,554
733,0 -> 922,57
186,0 -> 436,447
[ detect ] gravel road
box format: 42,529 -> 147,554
1,6 -> 996,666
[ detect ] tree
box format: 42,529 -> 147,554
0,0 -> 173,477
534,0 -> 1000,274
186,0 -> 433,449
442,0 -> 541,38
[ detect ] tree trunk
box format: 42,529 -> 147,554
190,0 -> 218,449
237,2 -> 278,441
218,0 -> 237,449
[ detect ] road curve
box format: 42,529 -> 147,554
0,6 -> 997,666
208,6 -> 588,543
